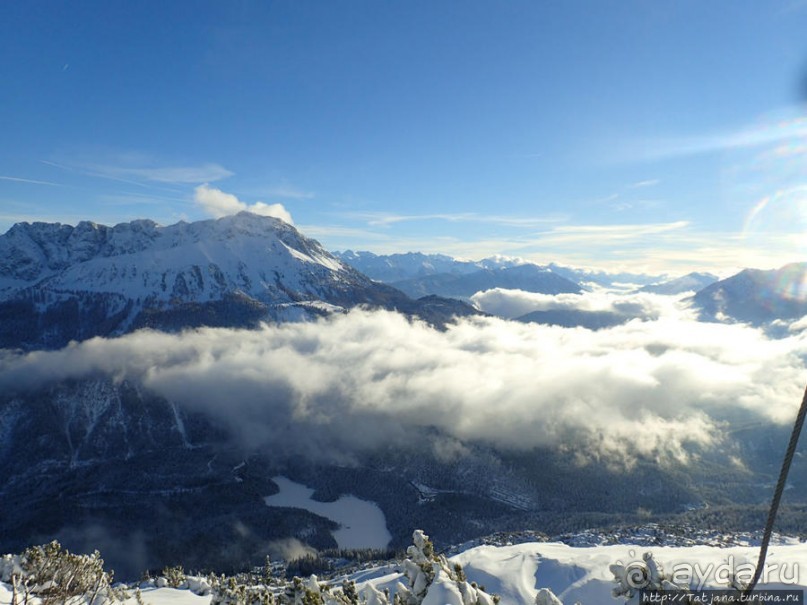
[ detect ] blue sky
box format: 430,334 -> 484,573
2,1 -> 806,274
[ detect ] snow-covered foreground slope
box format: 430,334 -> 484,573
347,540 -> 807,603
4,536 -> 805,605
0,584 -> 212,605
449,541 -> 804,603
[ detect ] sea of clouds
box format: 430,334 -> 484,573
2,289 -> 806,465
470,286 -> 673,320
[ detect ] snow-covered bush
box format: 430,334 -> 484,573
209,574 -> 277,604
160,564 -> 187,589
205,530 -> 499,605
2,540 -> 119,605
392,530 -> 499,605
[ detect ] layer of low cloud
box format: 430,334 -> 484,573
194,184 -> 294,224
2,308 -> 805,466
789,316 -> 807,332
471,288 -> 678,321
266,538 -> 318,561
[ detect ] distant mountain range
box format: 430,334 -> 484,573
335,251 -> 582,301
332,250 -> 526,282
334,250 -> 666,289
336,251 -> 807,331
3,214 -> 800,345
545,262 -> 665,288
389,265 -> 582,300
639,272 -> 719,295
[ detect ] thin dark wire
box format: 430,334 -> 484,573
744,383 -> 807,596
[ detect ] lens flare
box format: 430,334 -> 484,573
771,263 -> 807,302
743,186 -> 807,232
741,186 -> 807,301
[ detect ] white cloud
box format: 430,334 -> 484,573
92,163 -> 234,184
2,308 -> 805,466
628,179 -> 660,189
471,288 -> 680,320
263,185 -> 315,200
194,184 -> 294,224
787,316 -> 807,332
546,221 -> 690,242
621,114 -> 807,162
0,175 -> 63,187
41,157 -> 234,187
351,211 -> 566,228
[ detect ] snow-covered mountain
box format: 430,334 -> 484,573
546,263 -> 665,288
335,251 -> 581,301
390,265 -> 581,301
0,213 -> 475,349
638,272 -> 719,295
334,250 -> 673,294
0,213 -> 354,300
334,250 -> 481,282
690,262 -> 807,326
333,251 -> 527,283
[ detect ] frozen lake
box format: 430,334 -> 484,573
264,476 -> 392,550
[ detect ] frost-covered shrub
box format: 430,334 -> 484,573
206,530 -> 498,605
209,574 -> 277,604
5,540 -> 119,605
393,530 -> 499,605
160,564 -> 187,589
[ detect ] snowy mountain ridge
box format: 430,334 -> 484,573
332,250 -> 529,283
0,212 -> 480,349
0,212 -> 346,302
638,272 -> 719,295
